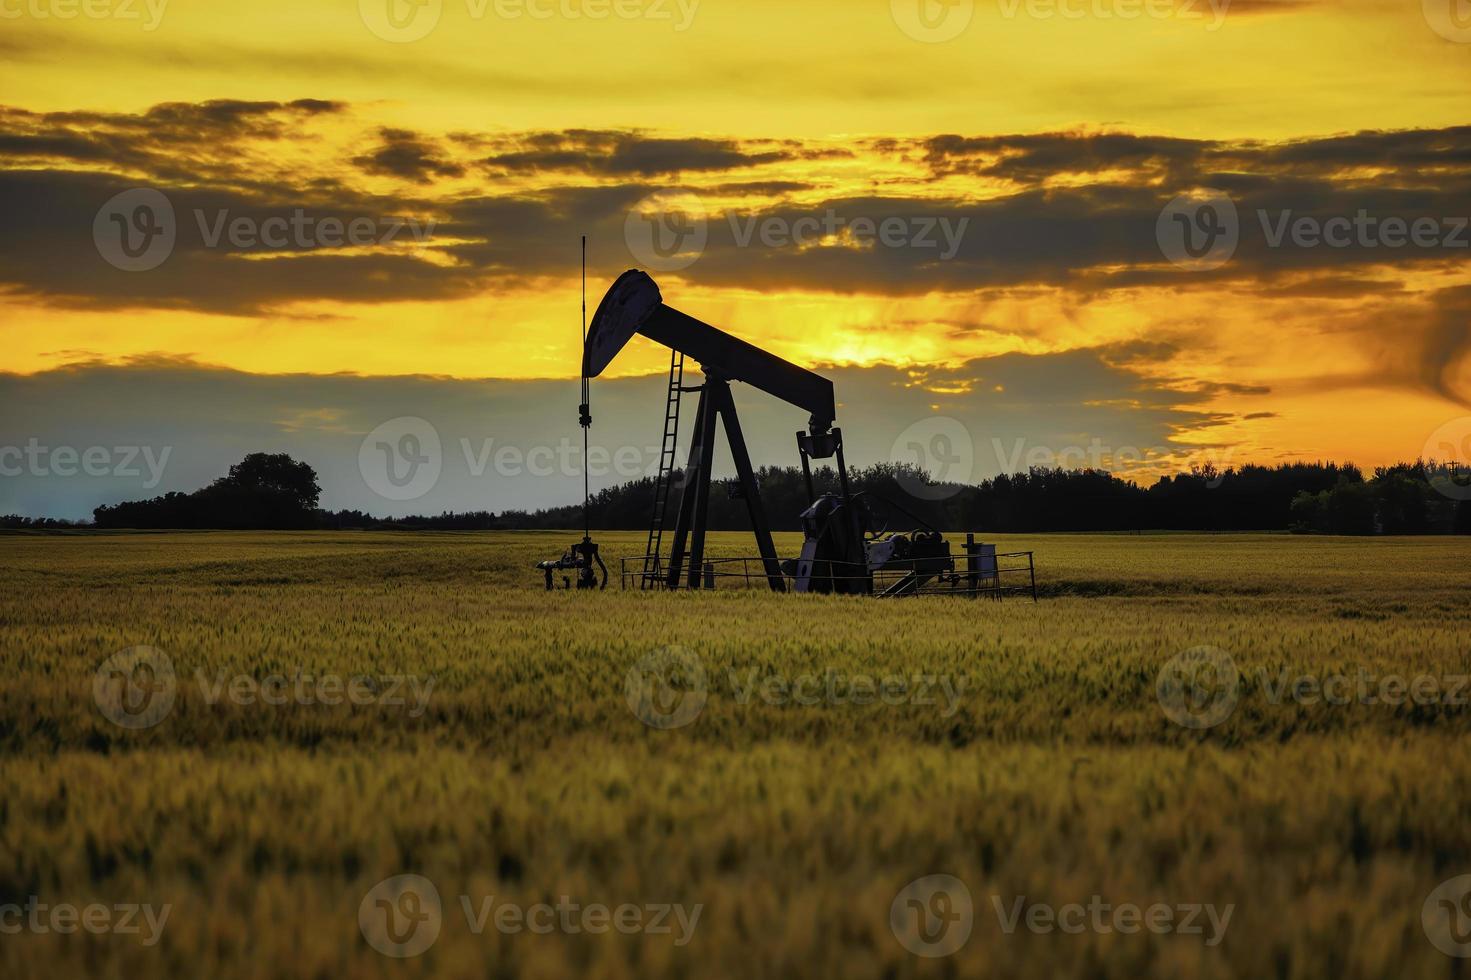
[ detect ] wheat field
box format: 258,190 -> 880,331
1,530 -> 1468,979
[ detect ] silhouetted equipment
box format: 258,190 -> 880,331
585,269 -> 1037,600
587,269 -> 839,591
536,237 -> 610,591
538,537 -> 608,591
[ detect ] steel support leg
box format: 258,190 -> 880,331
665,387 -> 709,589
685,381 -> 720,590
713,381 -> 785,591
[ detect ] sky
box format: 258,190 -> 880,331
1,0 -> 1469,518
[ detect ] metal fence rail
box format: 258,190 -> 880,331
621,552 -> 1037,600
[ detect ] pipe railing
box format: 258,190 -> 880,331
621,552 -> 1037,601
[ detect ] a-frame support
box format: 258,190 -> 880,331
663,374 -> 786,592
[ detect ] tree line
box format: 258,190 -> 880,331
4,453 -> 1466,534
497,460 -> 1471,535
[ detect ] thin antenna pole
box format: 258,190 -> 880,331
580,236 -> 590,540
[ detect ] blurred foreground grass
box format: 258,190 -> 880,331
1,530 -> 1468,979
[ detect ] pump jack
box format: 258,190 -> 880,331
560,268 -> 1037,600
586,269 -> 839,592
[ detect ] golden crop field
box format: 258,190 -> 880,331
1,530 -> 1469,979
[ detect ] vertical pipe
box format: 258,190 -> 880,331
831,430 -> 868,594
799,443 -> 816,503
834,429 -> 851,503
579,236 -> 590,541
965,532 -> 978,597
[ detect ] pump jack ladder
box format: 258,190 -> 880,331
641,349 -> 685,588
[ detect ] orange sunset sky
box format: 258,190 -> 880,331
1,0 -> 1469,516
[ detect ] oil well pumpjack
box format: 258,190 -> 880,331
539,268 -> 1035,599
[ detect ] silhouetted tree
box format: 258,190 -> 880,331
1,515 -> 83,529
220,453 -> 321,510
94,453 -> 322,529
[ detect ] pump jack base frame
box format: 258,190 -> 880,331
638,376 -> 1037,601
626,549 -> 1038,600
660,374 -> 786,592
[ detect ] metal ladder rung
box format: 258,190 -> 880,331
641,349 -> 685,588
